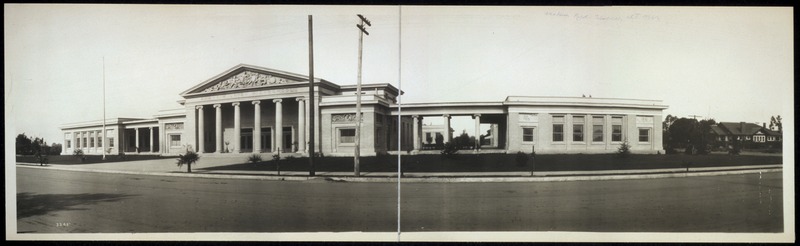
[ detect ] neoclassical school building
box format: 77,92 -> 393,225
61,64 -> 667,156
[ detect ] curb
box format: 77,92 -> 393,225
16,163 -> 782,183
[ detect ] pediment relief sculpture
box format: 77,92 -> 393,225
201,71 -> 296,93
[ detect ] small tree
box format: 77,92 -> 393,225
33,145 -> 48,166
617,139 -> 631,158
73,149 -> 86,162
440,142 -> 458,159
272,154 -> 281,175
176,151 -> 200,173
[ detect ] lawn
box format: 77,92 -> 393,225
16,154 -> 173,165
199,153 -> 782,173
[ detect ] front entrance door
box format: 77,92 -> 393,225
283,126 -> 293,152
241,128 -> 253,152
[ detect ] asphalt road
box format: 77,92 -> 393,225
16,167 -> 783,233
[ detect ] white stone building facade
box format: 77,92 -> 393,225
61,64 -> 667,156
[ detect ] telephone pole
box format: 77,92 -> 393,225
354,14 -> 371,177
308,15 -> 316,176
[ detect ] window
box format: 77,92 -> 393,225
611,117 -> 623,142
523,127 -> 535,142
592,116 -> 604,142
66,140 -> 71,148
170,135 -> 181,147
573,116 -> 584,142
339,128 -> 356,144
639,128 -> 650,143
98,137 -> 102,147
552,116 -> 564,142
83,138 -> 87,148
109,137 -> 114,147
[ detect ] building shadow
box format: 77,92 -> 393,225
17,192 -> 138,219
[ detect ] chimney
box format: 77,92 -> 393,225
740,122 -> 745,133
763,123 -> 766,128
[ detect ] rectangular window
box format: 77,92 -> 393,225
66,140 -> 71,148
639,128 -> 650,142
552,116 -> 564,142
592,116 -> 604,142
83,138 -> 87,148
573,116 -> 584,142
170,135 -> 181,147
109,137 -> 114,147
339,128 -> 356,144
98,138 -> 102,147
523,127 -> 534,142
611,117 -> 623,142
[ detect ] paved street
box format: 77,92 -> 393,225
16,167 -> 782,233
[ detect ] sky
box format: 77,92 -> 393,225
5,5 -> 793,144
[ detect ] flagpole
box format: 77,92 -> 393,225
102,57 -> 106,161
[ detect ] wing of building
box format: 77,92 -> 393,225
60,64 -> 669,156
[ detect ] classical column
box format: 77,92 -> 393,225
149,127 -> 154,153
253,101 -> 261,153
273,99 -> 283,153
443,114 -> 452,143
232,102 -> 241,153
412,115 -> 420,151
214,103 -> 222,153
135,128 -> 140,152
473,114 -> 481,151
196,105 -> 205,153
296,97 -> 306,153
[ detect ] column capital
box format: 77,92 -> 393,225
296,97 -> 306,102
213,104 -> 221,108
196,105 -> 204,110
232,102 -> 240,107
273,99 -> 283,103
412,115 -> 419,119
252,100 -> 261,105
443,114 -> 451,119
473,114 -> 481,118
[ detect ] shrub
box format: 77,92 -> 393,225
247,154 -> 262,164
176,151 -> 200,173
665,147 -> 678,154
73,149 -> 86,162
440,142 -> 458,158
118,151 -> 126,160
617,140 -> 631,158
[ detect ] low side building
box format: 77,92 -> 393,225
61,64 -> 667,156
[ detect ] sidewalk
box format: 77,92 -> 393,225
16,158 -> 783,183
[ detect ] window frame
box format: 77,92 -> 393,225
592,116 -> 604,142
522,127 -> 535,142
552,124 -> 564,142
170,134 -> 182,147
638,128 -> 650,143
338,128 -> 357,145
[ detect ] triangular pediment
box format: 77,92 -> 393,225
181,64 -> 309,96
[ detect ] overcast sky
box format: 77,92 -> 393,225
5,5 -> 793,143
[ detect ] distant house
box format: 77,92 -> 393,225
710,122 -> 782,147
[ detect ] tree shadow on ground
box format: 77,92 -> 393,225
17,192 -> 138,219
